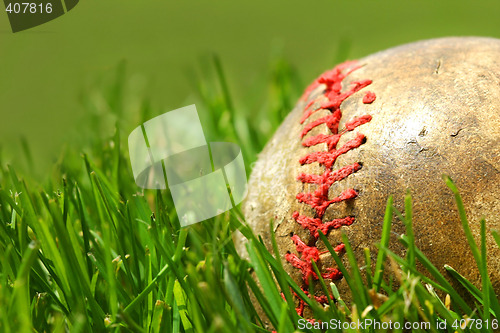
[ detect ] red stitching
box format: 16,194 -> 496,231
299,133 -> 366,169
299,60 -> 361,103
286,60 -> 375,309
292,212 -> 355,239
280,286 -> 335,317
290,234 -> 323,261
363,91 -> 377,104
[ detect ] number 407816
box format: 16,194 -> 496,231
452,318 -> 498,330
5,2 -> 53,14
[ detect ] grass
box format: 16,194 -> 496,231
0,57 -> 499,332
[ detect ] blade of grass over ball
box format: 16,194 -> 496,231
374,196 -> 393,292
389,237 -> 471,313
243,268 -> 276,326
377,287 -> 403,316
230,211 -> 313,310
277,302 -> 289,333
310,259 -> 335,310
480,219 -> 491,323
443,176 -> 481,267
245,240 -> 282,327
317,230 -> 351,285
404,192 -> 416,270
330,282 -> 350,317
222,262 -> 252,327
444,175 -> 500,317
363,248 -> 373,287
444,265 -> 497,318
492,230 -> 500,249
269,220 -> 299,324
341,233 -> 370,309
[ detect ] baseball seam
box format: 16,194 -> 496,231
285,60 -> 375,315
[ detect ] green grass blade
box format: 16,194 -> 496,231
341,233 -> 370,309
444,175 -> 500,318
7,241 -> 39,332
245,239 -> 282,327
393,236 -> 471,313
403,192 -> 416,270
374,195 -> 393,291
173,280 -> 193,333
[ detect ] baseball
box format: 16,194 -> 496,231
240,37 -> 500,314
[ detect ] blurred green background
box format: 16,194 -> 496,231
1,0 -> 500,173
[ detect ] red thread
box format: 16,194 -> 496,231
345,115 -> 372,130
285,236 -> 345,285
280,286 -> 336,318
297,163 -> 362,185
296,188 -> 358,220
334,243 -> 346,253
292,212 -> 355,239
299,60 -> 360,103
363,91 -> 376,104
290,234 -> 322,261
285,252 -> 317,283
321,80 -> 372,110
286,60 -> 375,309
299,133 -> 366,169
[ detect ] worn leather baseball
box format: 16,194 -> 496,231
240,37 -> 500,312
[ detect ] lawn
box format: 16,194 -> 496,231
0,56 -> 499,333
